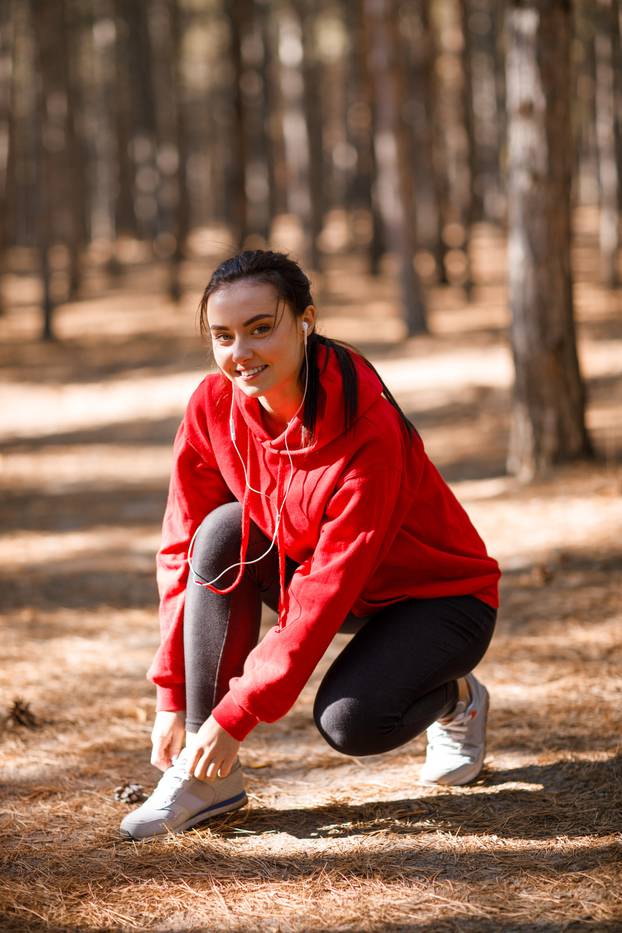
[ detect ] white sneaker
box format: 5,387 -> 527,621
420,672 -> 489,786
119,747 -> 247,840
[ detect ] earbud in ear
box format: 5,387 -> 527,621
302,322 -> 308,332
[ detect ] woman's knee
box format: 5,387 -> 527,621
313,694 -> 384,757
190,501 -> 242,578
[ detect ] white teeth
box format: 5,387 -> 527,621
237,365 -> 266,377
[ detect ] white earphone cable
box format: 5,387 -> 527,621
188,322 -> 310,589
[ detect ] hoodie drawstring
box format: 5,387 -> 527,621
276,455 -> 287,631
187,479 -> 251,595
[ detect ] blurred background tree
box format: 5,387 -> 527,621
1,0 -> 620,479
506,0 -> 593,479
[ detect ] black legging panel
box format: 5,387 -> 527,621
313,594 -> 496,755
183,502 -> 297,732
183,502 -> 496,754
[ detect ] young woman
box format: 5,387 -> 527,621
120,250 -> 500,841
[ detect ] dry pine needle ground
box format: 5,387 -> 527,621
1,215 -> 621,931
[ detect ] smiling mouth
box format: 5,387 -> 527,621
235,365 -> 268,381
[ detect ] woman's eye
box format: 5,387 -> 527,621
212,323 -> 271,343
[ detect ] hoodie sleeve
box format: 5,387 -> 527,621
211,449 -> 404,740
146,417 -> 233,712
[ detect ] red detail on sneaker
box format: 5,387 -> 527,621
469,709 -> 478,719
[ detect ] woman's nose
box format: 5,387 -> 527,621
231,338 -> 252,363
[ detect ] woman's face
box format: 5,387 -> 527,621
207,280 -> 313,418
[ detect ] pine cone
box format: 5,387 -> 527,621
114,782 -> 147,804
5,697 -> 41,730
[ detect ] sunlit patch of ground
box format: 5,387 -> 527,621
1,217 -> 621,931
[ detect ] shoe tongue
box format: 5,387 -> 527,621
151,749 -> 192,806
452,700 -> 468,718
172,747 -> 189,766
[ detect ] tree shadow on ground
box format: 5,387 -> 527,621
0,332 -> 207,386
0,566 -> 157,612
3,812 -> 620,917
0,415 -> 183,454
2,755 -> 619,932
2,543 -> 618,636
4,754 -> 620,847
214,754 -> 622,843
1,483 -> 168,533
0,915 -> 619,933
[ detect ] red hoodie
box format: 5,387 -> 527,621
146,344 -> 501,740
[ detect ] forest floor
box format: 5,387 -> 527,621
0,211 -> 621,932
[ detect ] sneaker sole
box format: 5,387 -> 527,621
419,686 -> 489,787
119,790 -> 248,840
419,757 -> 484,787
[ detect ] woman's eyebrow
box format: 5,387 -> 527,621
209,313 -> 274,331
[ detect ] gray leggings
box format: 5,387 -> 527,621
184,502 -> 497,756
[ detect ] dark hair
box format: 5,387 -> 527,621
198,249 -> 415,441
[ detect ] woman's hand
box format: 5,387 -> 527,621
150,710 -> 186,772
186,715 -> 241,781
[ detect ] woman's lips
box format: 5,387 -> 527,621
235,365 -> 268,382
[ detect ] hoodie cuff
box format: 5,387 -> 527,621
212,692 -> 261,741
155,684 -> 186,712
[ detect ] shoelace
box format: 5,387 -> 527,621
428,703 -> 474,751
149,755 -> 193,808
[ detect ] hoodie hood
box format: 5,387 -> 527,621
231,341 -> 384,454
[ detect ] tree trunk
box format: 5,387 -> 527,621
112,0 -> 138,243
258,0 -> 288,221
364,0 -> 427,335
256,0 -> 282,231
594,0 -> 620,286
458,0 -> 477,297
31,0 -> 60,341
431,0 -> 475,295
10,0 -> 37,251
225,0 -> 248,249
421,0 -> 450,284
293,0 -> 324,271
0,0 -> 15,315
125,2 -> 160,244
84,1 -> 117,262
168,0 -> 189,302
277,7 -> 313,265
349,0 -> 384,275
613,0 -> 622,215
237,0 -> 275,243
402,1 -> 445,284
61,0 -> 84,299
506,0 -> 592,480
572,2 -> 598,207
489,0 -> 508,225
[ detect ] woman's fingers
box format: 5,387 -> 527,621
151,739 -> 172,772
205,759 -> 219,782
217,751 -> 236,778
201,754 -> 222,782
189,746 -> 208,780
190,749 -> 222,782
186,747 -> 202,777
187,749 -> 237,781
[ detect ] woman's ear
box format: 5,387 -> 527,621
302,305 -> 316,335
